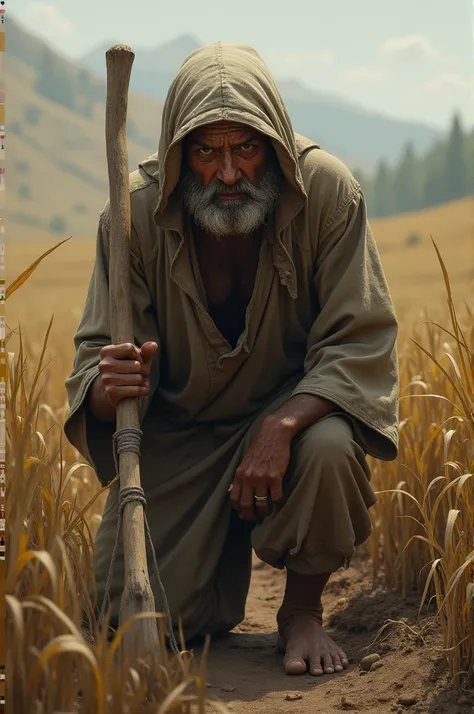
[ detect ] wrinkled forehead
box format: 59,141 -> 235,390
186,120 -> 266,144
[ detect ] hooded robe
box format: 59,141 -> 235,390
65,42 -> 399,637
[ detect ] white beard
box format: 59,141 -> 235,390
180,163 -> 281,237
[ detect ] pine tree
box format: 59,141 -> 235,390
466,127 -> 474,194
372,160 -> 395,217
444,113 -> 469,202
421,140 -> 447,208
393,142 -> 421,213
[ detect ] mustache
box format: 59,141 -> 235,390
192,176 -> 266,201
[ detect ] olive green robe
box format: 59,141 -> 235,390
65,42 -> 399,638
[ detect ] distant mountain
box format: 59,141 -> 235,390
80,36 -> 442,168
7,17 -> 164,242
80,34 -> 201,100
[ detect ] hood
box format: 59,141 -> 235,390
140,42 -> 313,229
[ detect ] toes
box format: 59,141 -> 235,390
310,651 -> 346,676
322,653 -> 335,674
309,651 -> 325,676
338,649 -> 349,668
284,645 -> 308,675
309,657 -> 324,676
332,653 -> 344,673
284,654 -> 307,675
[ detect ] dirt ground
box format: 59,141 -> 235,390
198,553 -> 473,714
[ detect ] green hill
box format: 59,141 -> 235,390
7,20 -> 164,243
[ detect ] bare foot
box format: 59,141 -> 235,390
278,612 -> 349,676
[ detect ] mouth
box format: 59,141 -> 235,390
217,193 -> 244,201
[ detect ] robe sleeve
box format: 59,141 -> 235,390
292,186 -> 399,460
63,205 -> 160,478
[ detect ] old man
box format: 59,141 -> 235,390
65,42 -> 399,677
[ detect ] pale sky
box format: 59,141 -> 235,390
10,0 -> 474,128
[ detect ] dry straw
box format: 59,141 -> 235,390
5,238 -> 473,711
369,240 -> 473,688
6,240 -> 230,713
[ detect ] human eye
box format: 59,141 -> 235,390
198,147 -> 214,156
239,143 -> 256,152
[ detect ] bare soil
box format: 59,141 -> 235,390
198,553 -> 473,714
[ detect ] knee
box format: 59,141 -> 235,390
293,415 -> 356,471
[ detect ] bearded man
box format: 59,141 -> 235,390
65,42 -> 399,677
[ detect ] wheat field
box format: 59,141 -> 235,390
7,197 -> 473,343
5,198 -> 474,711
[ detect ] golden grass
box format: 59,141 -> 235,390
5,232 -> 473,709
368,242 -> 473,687
6,259 -> 229,711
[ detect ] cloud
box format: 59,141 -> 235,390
379,35 -> 438,64
265,49 -> 333,70
339,66 -> 388,86
23,2 -> 73,38
415,72 -> 472,97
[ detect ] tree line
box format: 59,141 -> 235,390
354,114 -> 473,218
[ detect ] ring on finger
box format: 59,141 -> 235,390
254,494 -> 268,502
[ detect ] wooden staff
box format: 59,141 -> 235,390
105,44 -> 159,659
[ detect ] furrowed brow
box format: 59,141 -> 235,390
234,134 -> 261,145
190,133 -> 262,149
190,140 -> 215,149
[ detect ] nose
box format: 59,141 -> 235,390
217,150 -> 241,185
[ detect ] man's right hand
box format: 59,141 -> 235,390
87,341 -> 158,421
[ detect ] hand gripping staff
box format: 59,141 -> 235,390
100,44 -> 179,661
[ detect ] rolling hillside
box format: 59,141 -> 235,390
7,20 -> 164,243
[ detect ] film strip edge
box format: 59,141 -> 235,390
0,1 -> 5,712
